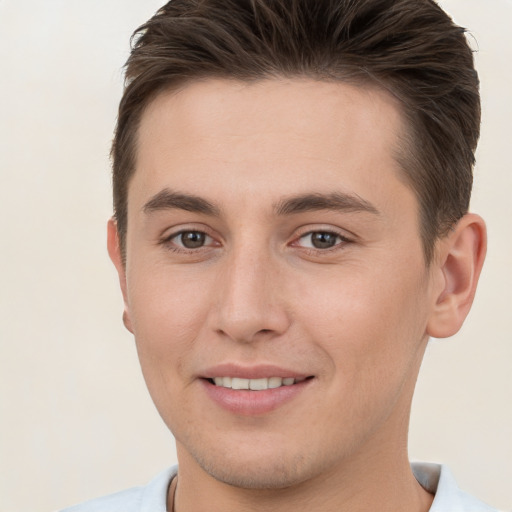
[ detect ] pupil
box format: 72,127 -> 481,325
181,231 -> 205,248
312,232 -> 337,249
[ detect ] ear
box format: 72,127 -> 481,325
107,218 -> 134,334
427,213 -> 487,338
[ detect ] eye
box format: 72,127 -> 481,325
169,230 -> 214,249
297,231 -> 347,250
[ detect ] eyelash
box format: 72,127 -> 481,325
159,228 -> 353,255
159,229 -> 218,254
293,230 -> 353,254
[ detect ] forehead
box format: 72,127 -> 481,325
132,78 -> 410,215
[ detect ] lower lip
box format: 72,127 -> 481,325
201,379 -> 312,416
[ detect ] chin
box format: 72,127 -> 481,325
179,432 -> 333,490
198,452 -> 313,489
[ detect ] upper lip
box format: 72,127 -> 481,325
199,363 -> 311,380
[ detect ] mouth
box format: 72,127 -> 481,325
206,376 -> 312,391
199,364 -> 315,415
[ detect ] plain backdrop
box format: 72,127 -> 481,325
0,1 -> 510,511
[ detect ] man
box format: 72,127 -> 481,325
61,0 -> 497,510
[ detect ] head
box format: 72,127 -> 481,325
107,0 -> 486,495
112,0 -> 481,264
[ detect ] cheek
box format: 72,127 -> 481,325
294,263 -> 430,377
126,264 -> 213,380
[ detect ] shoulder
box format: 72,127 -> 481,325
57,466 -> 177,512
58,486 -> 144,512
412,462 -> 501,512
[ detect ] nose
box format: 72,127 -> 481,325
211,244 -> 291,344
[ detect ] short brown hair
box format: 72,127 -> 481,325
112,0 -> 480,262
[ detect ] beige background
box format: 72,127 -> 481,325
0,1 -> 510,511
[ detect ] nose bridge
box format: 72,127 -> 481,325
213,238 -> 288,343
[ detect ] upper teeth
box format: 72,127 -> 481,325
213,377 -> 298,390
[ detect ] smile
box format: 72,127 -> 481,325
203,375 -> 313,415
211,376 -> 307,390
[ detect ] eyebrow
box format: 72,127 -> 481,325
142,188 -> 379,218
143,188 -> 221,216
274,192 -> 380,216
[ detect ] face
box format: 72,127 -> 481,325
113,79 -> 441,489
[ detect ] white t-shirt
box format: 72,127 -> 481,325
58,462 -> 500,512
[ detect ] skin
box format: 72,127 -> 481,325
108,79 -> 486,512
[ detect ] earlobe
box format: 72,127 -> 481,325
427,214 -> 487,339
107,218 -> 134,334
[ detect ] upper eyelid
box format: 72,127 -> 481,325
160,224 -> 217,240
299,229 -> 350,240
293,225 -> 356,242
166,227 -> 210,238
294,231 -> 350,248
169,229 -> 212,240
